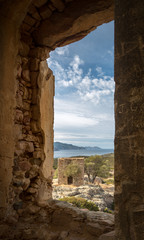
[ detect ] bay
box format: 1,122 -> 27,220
54,148 -> 114,158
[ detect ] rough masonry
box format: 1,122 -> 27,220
58,158 -> 84,186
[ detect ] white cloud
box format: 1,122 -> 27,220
55,46 -> 69,55
96,66 -> 104,76
55,112 -> 99,129
48,54 -> 115,105
107,50 -> 113,56
54,94 -> 114,148
92,76 -> 114,91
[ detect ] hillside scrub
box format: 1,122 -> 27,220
84,155 -> 112,183
59,196 -> 99,211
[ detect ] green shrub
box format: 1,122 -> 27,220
104,178 -> 114,185
64,163 -> 81,177
53,158 -> 58,169
103,207 -> 113,214
53,168 -> 58,179
59,196 -> 99,211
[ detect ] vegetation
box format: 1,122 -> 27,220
103,207 -> 113,214
53,158 -> 58,169
53,168 -> 58,179
53,153 -> 114,183
64,162 -> 81,177
59,196 -> 99,211
84,155 -> 112,183
101,153 -> 114,170
104,178 -> 114,185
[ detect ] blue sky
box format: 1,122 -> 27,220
47,21 -> 114,149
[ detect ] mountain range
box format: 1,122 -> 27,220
54,142 -> 105,151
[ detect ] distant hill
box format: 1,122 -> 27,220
85,146 -> 102,150
54,142 -> 104,151
54,142 -> 85,151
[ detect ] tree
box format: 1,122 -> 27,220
64,162 -> 81,178
84,155 -> 110,183
53,158 -> 58,169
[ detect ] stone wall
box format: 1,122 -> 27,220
114,0 -> 144,239
58,158 -> 84,186
12,41 -> 55,214
0,199 -> 114,240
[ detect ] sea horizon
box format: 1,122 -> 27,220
54,148 -> 114,158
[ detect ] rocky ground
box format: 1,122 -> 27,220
52,180 -> 114,211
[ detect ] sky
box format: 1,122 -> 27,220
47,21 -> 114,149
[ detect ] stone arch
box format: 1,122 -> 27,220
0,0 -> 114,216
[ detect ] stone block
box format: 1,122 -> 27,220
29,165 -> 39,179
21,22 -> 31,32
39,5 -> 52,19
24,15 -> 36,26
33,0 -> 48,8
22,69 -> 30,82
23,178 -> 30,190
28,5 -> 41,20
23,86 -> 29,100
27,187 -> 37,194
18,161 -> 32,171
31,120 -> 41,133
51,0 -> 65,12
86,222 -> 104,237
98,230 -> 115,240
33,149 -> 44,160
14,124 -> 23,140
26,141 -> 35,152
37,181 -> 52,206
30,58 -> 40,71
16,90 -> 23,108
30,72 -> 38,87
29,47 -> 50,61
16,141 -> 34,153
23,101 -> 30,111
19,41 -> 30,57
15,110 -> 23,123
23,134 -> 36,142
16,63 -> 22,78
26,203 -> 40,214
48,2 -> 56,11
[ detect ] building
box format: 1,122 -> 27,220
58,158 -> 84,186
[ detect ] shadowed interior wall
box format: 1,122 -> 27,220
115,0 -> 144,239
0,0 -> 32,219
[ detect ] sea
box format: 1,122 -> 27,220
54,149 -> 114,158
